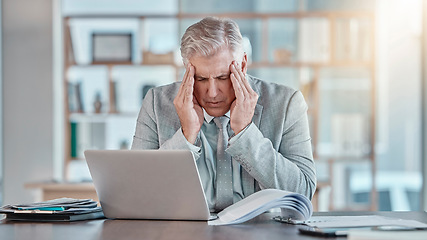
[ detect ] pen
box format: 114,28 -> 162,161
17,207 -> 65,211
13,210 -> 56,214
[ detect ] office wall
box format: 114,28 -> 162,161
2,0 -> 53,204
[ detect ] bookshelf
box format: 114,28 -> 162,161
62,4 -> 376,211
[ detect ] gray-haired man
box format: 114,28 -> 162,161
132,17 -> 316,212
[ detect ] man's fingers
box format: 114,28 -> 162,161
230,72 -> 245,100
232,62 -> 252,95
176,65 -> 190,101
183,65 -> 195,102
177,64 -> 194,102
230,63 -> 249,98
184,77 -> 194,98
180,64 -> 190,88
234,61 -> 246,83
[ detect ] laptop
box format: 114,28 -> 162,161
84,149 -> 214,221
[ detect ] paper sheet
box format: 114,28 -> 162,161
348,229 -> 427,240
208,189 -> 312,226
304,215 -> 427,228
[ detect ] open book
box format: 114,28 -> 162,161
208,189 -> 312,226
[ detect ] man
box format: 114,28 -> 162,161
132,16 -> 316,212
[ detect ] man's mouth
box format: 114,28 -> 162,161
205,101 -> 222,107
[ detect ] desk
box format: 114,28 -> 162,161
1,212 -> 427,240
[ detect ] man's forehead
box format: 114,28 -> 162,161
189,48 -> 236,77
193,63 -> 231,77
195,71 -> 230,78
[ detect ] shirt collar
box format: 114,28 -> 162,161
203,109 -> 230,123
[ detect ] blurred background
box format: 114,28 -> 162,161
1,0 -> 427,212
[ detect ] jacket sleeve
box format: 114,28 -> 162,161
131,88 -> 202,160
226,91 -> 316,199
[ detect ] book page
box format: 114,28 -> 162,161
208,189 -> 312,226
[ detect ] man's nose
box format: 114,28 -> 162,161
207,79 -> 219,97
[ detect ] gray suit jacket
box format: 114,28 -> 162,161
132,75 -> 317,199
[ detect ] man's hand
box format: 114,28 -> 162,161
229,61 -> 258,135
173,63 -> 204,144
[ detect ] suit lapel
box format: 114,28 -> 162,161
241,103 -> 263,197
252,104 -> 263,128
248,75 -> 263,128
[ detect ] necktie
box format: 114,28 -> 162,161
213,116 -> 233,211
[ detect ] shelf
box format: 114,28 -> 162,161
62,6 -> 376,211
251,62 -> 372,68
69,112 -> 139,122
70,62 -> 181,67
64,11 -> 375,19
68,61 -> 372,69
314,156 -> 373,163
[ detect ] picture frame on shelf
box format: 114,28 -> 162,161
92,33 -> 132,63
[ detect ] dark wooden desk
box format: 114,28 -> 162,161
1,212 -> 427,240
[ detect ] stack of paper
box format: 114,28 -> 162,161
209,189 -> 312,226
0,198 -> 104,222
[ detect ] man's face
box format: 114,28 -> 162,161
190,48 -> 246,117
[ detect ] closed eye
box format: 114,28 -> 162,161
196,77 -> 208,81
216,75 -> 229,81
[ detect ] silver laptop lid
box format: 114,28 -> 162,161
84,150 -> 211,220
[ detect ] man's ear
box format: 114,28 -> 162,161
241,53 -> 248,76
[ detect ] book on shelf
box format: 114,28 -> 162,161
75,82 -> 85,113
0,198 -> 104,222
67,82 -> 77,112
208,189 -> 312,226
70,121 -> 106,159
335,18 -> 371,62
331,113 -> 370,157
110,81 -> 118,113
298,18 -> 330,63
70,122 -> 78,158
68,82 -> 84,113
299,68 -> 315,107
